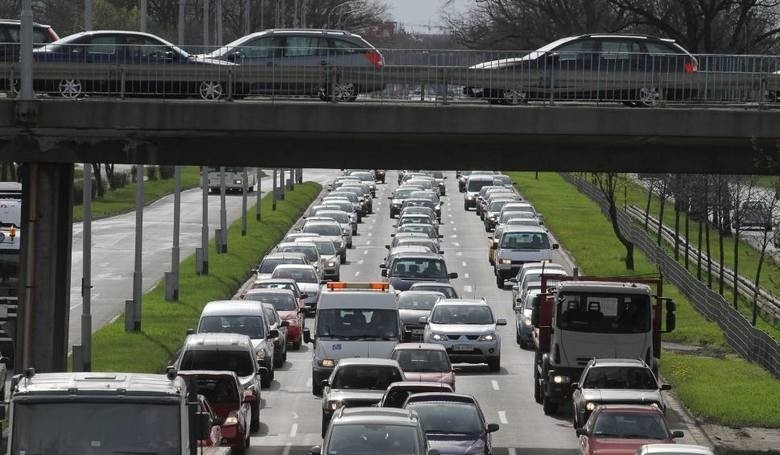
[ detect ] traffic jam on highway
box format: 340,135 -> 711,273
3,170 -> 711,455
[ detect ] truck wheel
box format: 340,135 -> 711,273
321,415 -> 330,438
313,381 -> 323,397
487,357 -> 501,372
251,402 -> 260,432
543,396 -> 558,415
516,332 -> 522,345
533,356 -> 543,404
496,275 -> 504,289
463,202 -> 469,211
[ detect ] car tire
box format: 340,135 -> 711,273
516,332 -> 522,345
270,366 -> 275,381
199,80 -> 224,101
543,396 -> 558,415
484,223 -> 491,232
293,338 -> 302,350
313,381 -> 323,397
533,360 -> 543,404
463,202 -> 469,211
334,274 -> 340,281
283,344 -> 288,362
321,415 -> 329,439
496,275 -> 504,289
261,372 -> 272,389
274,352 -> 284,368
487,357 -> 501,372
340,253 -> 347,263
251,401 -> 260,432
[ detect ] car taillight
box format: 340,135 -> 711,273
684,58 -> 697,73
364,50 -> 383,69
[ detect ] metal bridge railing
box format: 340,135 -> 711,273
0,44 -> 779,106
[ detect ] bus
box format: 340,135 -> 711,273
206,167 -> 257,193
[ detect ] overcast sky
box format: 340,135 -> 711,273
390,0 -> 469,27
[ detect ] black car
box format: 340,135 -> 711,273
466,34 -> 698,107
31,30 -> 234,100
374,169 -> 386,183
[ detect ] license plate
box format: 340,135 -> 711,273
412,329 -> 424,335
453,345 -> 472,352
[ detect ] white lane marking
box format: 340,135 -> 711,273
464,273 -> 470,279
358,259 -> 364,265
453,242 -> 460,247
355,271 -> 361,277
292,412 -> 300,420
368,232 -> 373,237
491,380 -> 500,391
461,261 -> 467,267
456,252 -> 463,256
509,448 -> 518,455
498,411 -> 508,425
451,234 -> 457,238
453,227 -> 457,231
282,443 -> 293,455
450,220 -> 455,225
364,250 -> 369,255
289,423 -> 299,438
306,378 -> 312,388
463,285 -> 473,293
366,240 -> 371,245
448,213 -> 453,218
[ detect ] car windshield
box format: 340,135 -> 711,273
400,216 -> 431,225
467,179 -> 492,192
500,211 -> 534,223
331,192 -> 357,202
319,212 -> 350,223
312,241 -> 337,255
303,224 -> 342,237
592,412 -> 670,439
245,292 -> 297,311
489,200 -> 512,212
557,293 -> 651,333
408,402 -> 483,434
272,267 -> 318,283
316,309 -> 399,340
11,402 -> 181,455
198,315 -> 266,339
500,231 -> 551,249
583,366 -> 658,389
252,282 -> 298,296
430,305 -> 493,324
398,293 -> 441,310
393,349 -> 450,372
280,245 -> 318,263
179,349 -> 255,377
186,376 -> 240,406
391,258 -> 447,279
258,257 -> 302,273
412,285 -> 458,298
394,188 -> 417,199
397,225 -> 436,238
327,424 -> 422,455
331,365 -> 404,390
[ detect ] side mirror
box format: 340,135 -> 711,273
381,269 -> 388,277
390,233 -> 395,237
448,272 -> 458,279
508,278 -> 518,283
486,423 -> 499,433
571,382 -> 579,390
311,446 -> 322,455
304,329 -> 312,343
385,245 -> 390,249
300,293 -> 309,299
665,300 -> 677,332
672,430 -> 685,439
438,250 -> 445,254
552,243 -> 559,250
439,234 -> 444,239
280,320 -> 290,327
379,264 -> 386,268
496,318 -> 507,326
320,280 -> 328,285
418,316 -> 428,325
575,428 -> 587,437
661,384 -> 672,391
269,329 -> 280,338
186,328 -> 195,336
321,379 -> 330,388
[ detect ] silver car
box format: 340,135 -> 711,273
296,237 -> 342,281
421,299 -> 507,372
308,212 -> 354,247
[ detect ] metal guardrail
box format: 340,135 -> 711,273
562,173 -> 780,378
624,204 -> 780,321
0,44 -> 778,105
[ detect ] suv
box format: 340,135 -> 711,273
493,226 -> 558,288
320,358 -> 405,436
174,333 -> 264,433
571,358 -> 670,428
313,407 -> 429,455
296,236 -> 342,281
382,251 -> 458,292
421,299 -> 507,371
196,301 -> 276,388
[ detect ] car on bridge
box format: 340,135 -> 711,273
465,34 -> 698,107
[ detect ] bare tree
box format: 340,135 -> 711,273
749,183 -> 778,325
592,172 -> 634,270
656,175 -> 670,246
729,176 -> 758,309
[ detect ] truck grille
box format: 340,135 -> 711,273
447,335 -> 480,341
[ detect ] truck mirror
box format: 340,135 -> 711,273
575,428 -> 587,437
269,329 -> 280,338
381,269 -> 388,277
665,300 -> 677,332
486,423 -> 500,433
531,300 -> 541,327
303,329 -> 312,344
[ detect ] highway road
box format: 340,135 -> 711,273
67,169 -> 338,349
238,171 -> 705,455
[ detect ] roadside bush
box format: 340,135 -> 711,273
109,171 -> 129,189
146,166 -> 158,181
158,166 -> 175,180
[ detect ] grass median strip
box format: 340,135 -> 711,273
507,172 -> 780,428
90,182 -> 321,373
72,167 -> 202,222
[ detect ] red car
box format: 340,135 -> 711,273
244,287 -> 305,349
179,371 -> 255,453
245,278 -> 308,309
577,405 -> 684,455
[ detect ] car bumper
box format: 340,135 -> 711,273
220,424 -> 246,448
432,339 -> 499,363
402,324 -> 426,341
324,267 -> 340,279
464,198 -> 477,208
286,324 -> 302,342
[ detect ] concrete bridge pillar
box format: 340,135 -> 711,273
15,162 -> 74,373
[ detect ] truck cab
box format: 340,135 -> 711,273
531,278 -> 675,415
304,282 -> 401,396
2,370 -> 228,455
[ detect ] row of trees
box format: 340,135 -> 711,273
444,0 -> 780,53
0,0 -> 390,46
593,172 -> 779,326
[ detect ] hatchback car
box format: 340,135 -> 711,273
254,252 -> 309,280
409,282 -> 459,299
296,236 -> 342,281
260,302 -> 289,368
314,407 -> 429,455
466,34 -> 698,107
391,343 -> 455,390
576,405 -> 684,455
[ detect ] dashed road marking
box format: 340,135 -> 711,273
289,423 -> 298,438
498,411 -> 508,425
491,380 -> 500,391
368,232 -> 373,237
364,250 -> 369,255
366,240 -> 371,245
453,242 -> 460,247
282,443 -> 292,455
451,234 -> 457,238
461,261 -> 467,267
358,259 -> 364,265
450,220 -> 455,225
463,285 -> 473,293
464,273 -> 470,279
456,252 -> 463,256
355,271 -> 361,277
453,227 -> 457,231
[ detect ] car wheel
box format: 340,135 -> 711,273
270,366 -> 275,381
463,202 -> 469,211
321,415 -> 330,438
261,371 -> 271,388
487,357 -> 501,372
543,396 -> 558,415
282,344 -> 288,362
347,242 -> 353,249
274,352 -> 283,368
58,79 -> 83,99
503,89 -> 528,105
496,275 -> 504,289
340,253 -> 347,263
638,87 -> 661,107
533,358 -> 543,404
516,332 -> 522,345
199,80 -> 224,100
334,274 -> 340,281
251,401 -> 260,432
292,338 -> 302,350
313,381 -> 323,397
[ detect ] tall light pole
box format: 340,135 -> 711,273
203,0 -> 210,49
84,0 -> 93,31
216,0 -> 223,46
19,0 -> 33,100
244,0 -> 251,35
178,0 -> 186,45
140,0 -> 148,32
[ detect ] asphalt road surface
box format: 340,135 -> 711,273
68,169 -> 338,349
243,171 -> 703,455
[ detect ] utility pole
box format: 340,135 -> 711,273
260,0 -> 265,30
131,165 -> 144,332
178,0 -> 186,45
165,166 -> 181,301
203,0 -> 210,49
293,0 -> 299,27
256,168 -> 262,221
80,164 -> 92,371
241,168 -> 248,236
197,167 -> 209,275
216,0 -> 223,46
272,169 -> 278,210
279,168 -> 285,200
300,0 -> 306,28
244,0 -> 251,35
20,0 -> 33,100
218,167 -> 227,253
140,0 -> 148,32
84,0 -> 93,31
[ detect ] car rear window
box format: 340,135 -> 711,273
179,349 -> 254,377
189,376 -> 239,405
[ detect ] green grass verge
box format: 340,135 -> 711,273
621,177 -> 780,339
90,182 -> 321,373
72,167 -> 202,222
661,352 -> 780,427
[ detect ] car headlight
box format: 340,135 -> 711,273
586,402 -> 596,411
328,261 -> 336,267
233,179 -> 242,185
224,416 -> 239,425
523,318 -> 533,326
477,333 -> 496,341
256,350 -> 266,360
466,195 -> 474,200
499,259 -> 512,265
489,215 -> 497,220
553,375 -> 570,384
321,359 -> 336,368
343,228 -> 350,234
431,333 -> 445,341
328,400 -> 343,411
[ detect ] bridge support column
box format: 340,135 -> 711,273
16,162 -> 74,373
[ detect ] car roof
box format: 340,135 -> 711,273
336,358 -> 401,368
0,19 -> 52,28
254,278 -> 297,285
392,252 -> 444,260
390,246 -> 432,254
273,264 -> 317,270
557,281 -> 652,294
333,407 -> 419,426
392,342 -> 447,352
588,358 -> 649,368
183,333 -> 253,349
177,370 -> 239,381
398,290 -> 447,298
385,381 -> 454,391
410,282 -> 454,289
503,225 -> 547,234
404,392 -> 478,405
263,252 -> 307,259
433,299 -> 488,306
201,300 -> 266,316
243,288 -> 295,296
596,404 -> 665,414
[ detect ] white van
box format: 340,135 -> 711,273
304,282 -> 400,396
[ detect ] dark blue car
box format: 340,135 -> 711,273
32,30 -> 233,100
404,393 -> 499,455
